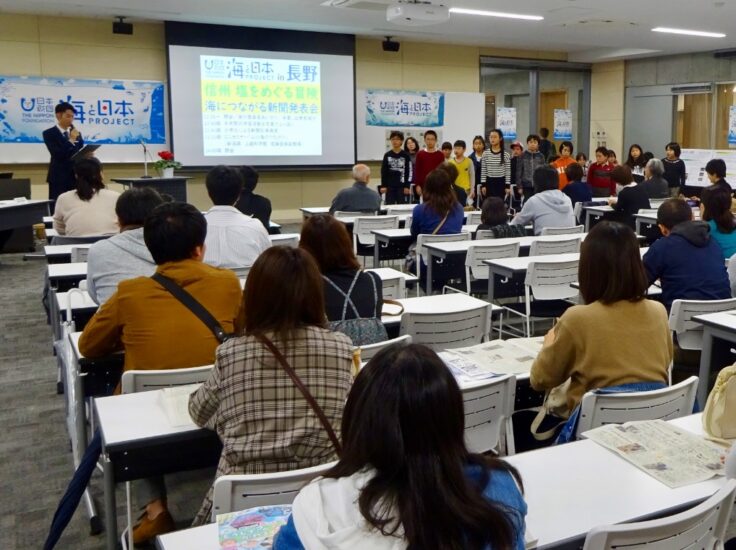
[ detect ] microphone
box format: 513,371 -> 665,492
140,139 -> 152,178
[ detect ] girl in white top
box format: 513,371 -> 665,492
53,157 -> 119,236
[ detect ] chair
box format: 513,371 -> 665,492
464,242 -> 521,295
415,232 -> 470,283
400,303 -> 489,350
528,236 -> 581,256
465,211 -> 483,225
357,334 -> 412,363
540,225 -> 584,236
669,298 -> 736,350
462,375 -> 516,455
119,365 -> 214,549
582,479 -> 736,550
211,461 -> 337,520
380,276 -> 406,300
475,229 -> 495,240
120,365 -> 214,394
575,376 -> 699,438
501,259 -> 579,337
230,266 -> 251,278
352,216 -> 400,263
70,246 -> 91,263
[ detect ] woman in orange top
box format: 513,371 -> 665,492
551,140 -> 576,190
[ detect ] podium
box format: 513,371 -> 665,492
111,177 -> 191,203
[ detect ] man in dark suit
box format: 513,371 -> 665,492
43,102 -> 84,210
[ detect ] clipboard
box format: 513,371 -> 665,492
71,144 -> 101,160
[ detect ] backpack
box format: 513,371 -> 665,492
324,271 -> 388,347
702,364 -> 736,442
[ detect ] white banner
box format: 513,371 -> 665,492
365,89 -> 444,127
496,107 -> 517,141
553,109 -> 573,140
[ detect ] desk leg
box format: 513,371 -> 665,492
697,331 -> 713,409
488,271 -> 496,303
426,252 -> 434,295
373,240 -> 379,267
103,455 -> 118,550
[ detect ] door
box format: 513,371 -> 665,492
539,90 -> 567,152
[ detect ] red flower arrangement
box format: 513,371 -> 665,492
153,150 -> 181,170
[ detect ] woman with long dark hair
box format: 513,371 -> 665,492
52,157 -> 119,236
480,128 -> 511,199
275,343 -> 526,550
701,185 -> 736,258
410,168 -> 464,238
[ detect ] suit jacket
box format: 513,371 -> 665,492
235,191 -> 272,232
188,326 -> 354,524
43,126 -> 84,202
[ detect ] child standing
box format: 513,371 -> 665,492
551,141 -> 576,190
441,141 -> 453,161
414,130 -> 445,197
468,135 -> 486,206
480,128 -> 511,200
662,142 -> 686,198
516,134 -> 546,199
587,146 -> 614,198
380,130 -> 412,205
449,140 -> 475,204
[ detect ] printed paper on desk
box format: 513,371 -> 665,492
440,338 -> 541,377
218,505 -> 292,549
584,420 -> 727,488
158,384 -> 201,427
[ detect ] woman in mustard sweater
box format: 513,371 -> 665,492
530,221 -> 672,418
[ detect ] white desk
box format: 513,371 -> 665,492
0,199 -> 50,232
300,206 -> 330,217
268,232 -> 299,245
156,414 -> 720,550
45,243 -> 93,263
371,225 -> 480,266
47,262 -> 88,291
380,293 -> 501,330
51,289 -> 98,341
582,204 -> 612,231
693,310 -> 736,408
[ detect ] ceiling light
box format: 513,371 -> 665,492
449,7 -> 543,21
652,27 -> 725,38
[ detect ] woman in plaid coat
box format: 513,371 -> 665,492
189,246 -> 354,525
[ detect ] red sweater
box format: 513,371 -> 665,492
587,162 -> 615,195
414,150 -> 445,190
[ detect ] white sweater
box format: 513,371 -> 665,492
53,188 -> 120,236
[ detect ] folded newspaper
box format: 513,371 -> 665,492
438,337 -> 543,382
158,384 -> 201,427
218,505 -> 292,549
583,420 -> 727,488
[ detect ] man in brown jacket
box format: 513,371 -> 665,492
79,201 -> 243,544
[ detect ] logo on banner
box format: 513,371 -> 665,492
365,89 -> 444,127
0,76 -> 166,144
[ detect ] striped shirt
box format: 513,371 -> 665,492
480,149 -> 511,187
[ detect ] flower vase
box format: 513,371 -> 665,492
162,167 -> 174,178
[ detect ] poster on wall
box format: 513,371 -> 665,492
496,107 -> 517,141
681,149 -> 714,187
0,75 -> 166,145
553,109 -> 573,140
365,89 -> 444,127
728,105 -> 736,148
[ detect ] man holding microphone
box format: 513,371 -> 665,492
43,102 -> 84,210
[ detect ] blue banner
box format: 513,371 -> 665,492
365,89 -> 444,127
0,76 -> 165,144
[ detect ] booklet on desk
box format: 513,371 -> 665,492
439,337 -> 543,381
158,384 -> 201,427
217,505 -> 292,549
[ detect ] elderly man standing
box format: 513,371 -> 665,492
329,164 -> 382,214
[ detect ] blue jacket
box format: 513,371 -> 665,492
410,201 -> 464,239
643,221 -> 731,309
562,180 -> 593,205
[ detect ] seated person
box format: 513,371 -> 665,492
700,185 -> 736,259
189,246 -> 354,525
410,168 -> 465,237
477,197 -> 526,238
560,162 -> 592,206
529,221 -> 671,445
299,214 -> 383,326
86,187 -> 163,304
705,158 -> 733,194
275,343 -> 527,550
52,157 -> 119,236
510,165 -> 575,235
203,165 -> 271,270
643,198 -> 731,310
235,165 -> 272,232
79,202 -> 243,544
607,165 -> 650,229
728,252 -> 736,298
329,164 -> 382,214
641,158 -> 669,199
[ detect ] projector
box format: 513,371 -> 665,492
386,3 -> 449,26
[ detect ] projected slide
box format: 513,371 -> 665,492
200,56 -> 322,157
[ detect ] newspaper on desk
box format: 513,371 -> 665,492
438,337 -> 543,382
158,384 -> 201,427
583,420 -> 727,488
